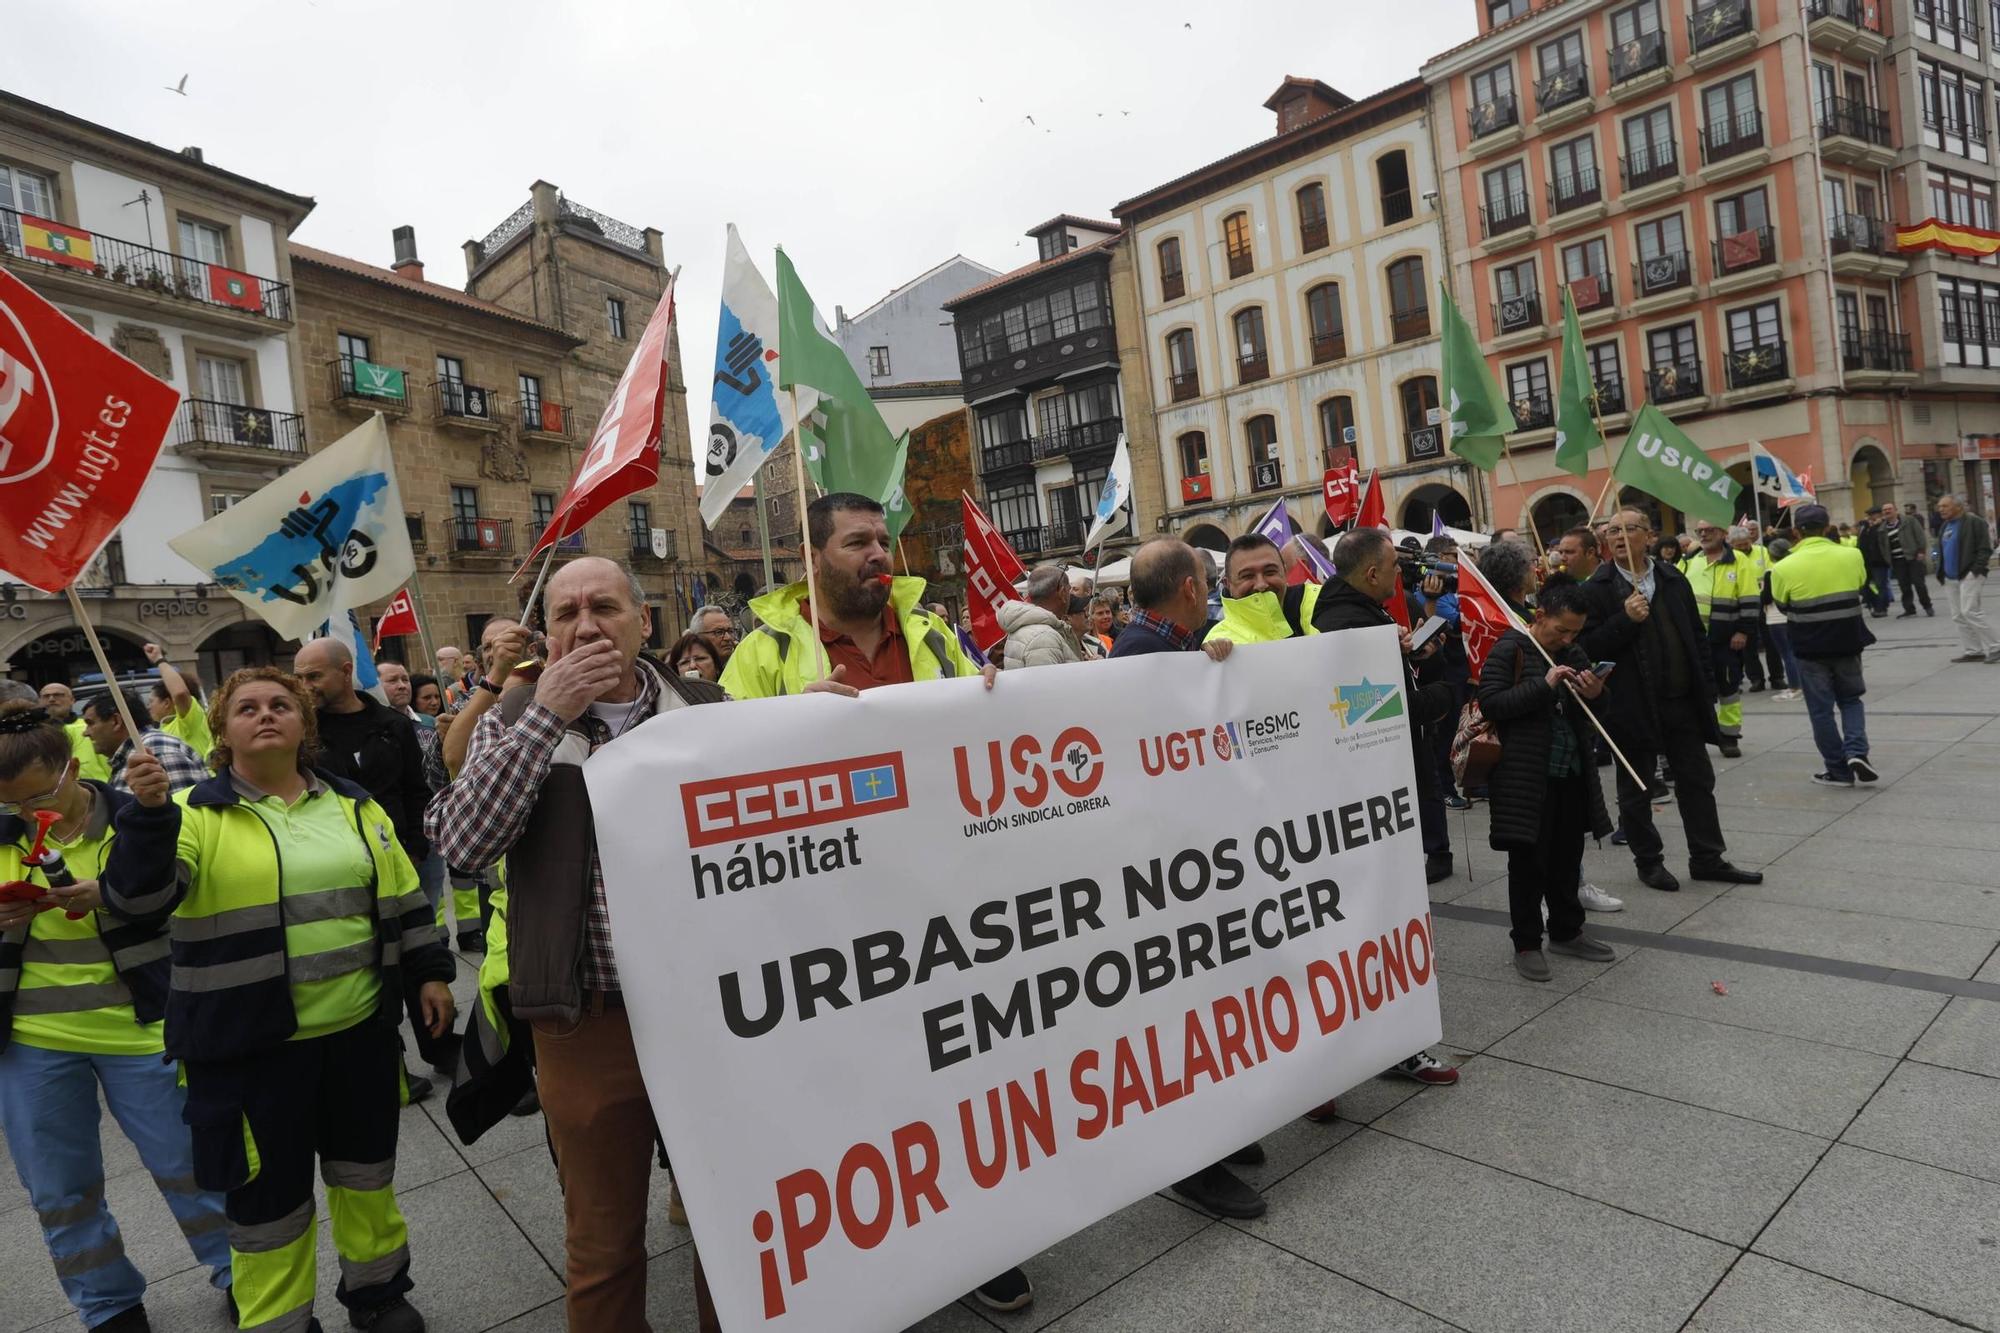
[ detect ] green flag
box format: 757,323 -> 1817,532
774,247 -> 901,500
1552,287 -> 1601,477
881,433 -> 913,542
1437,281 -> 1514,471
1612,402 -> 1742,528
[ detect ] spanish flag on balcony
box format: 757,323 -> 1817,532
1896,216 -> 2000,258
19,215 -> 96,271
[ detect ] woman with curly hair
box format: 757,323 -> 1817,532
103,667 -> 455,1333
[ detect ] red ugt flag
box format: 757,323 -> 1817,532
373,587 -> 418,649
519,271 -> 678,570
1356,468 -> 1387,532
962,494 -> 1026,654
0,268 -> 179,592
1453,544 -> 1529,676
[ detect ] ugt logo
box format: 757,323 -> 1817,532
0,300 -> 58,486
953,726 -> 1103,816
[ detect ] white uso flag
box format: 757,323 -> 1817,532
702,225 -> 809,527
1083,432 -> 1132,551
169,414 -> 415,641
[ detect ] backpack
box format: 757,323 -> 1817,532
1449,650 -> 1522,788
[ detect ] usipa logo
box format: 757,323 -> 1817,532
0,297 -> 58,485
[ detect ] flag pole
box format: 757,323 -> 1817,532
1515,622 -> 1648,790
518,541 -> 560,631
753,470 -> 775,592
790,390 -> 828,683
1498,439 -> 1546,557
62,586 -> 146,745
403,577 -> 440,676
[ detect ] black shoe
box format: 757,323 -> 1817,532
1442,792 -> 1471,810
97,1306 -> 152,1333
1848,756 -> 1880,784
1225,1141 -> 1266,1167
457,930 -> 485,953
1611,827 -> 1629,846
1747,681 -> 1766,693
1644,782 -> 1673,804
1771,679 -> 1788,690
430,1035 -> 462,1079
1926,606 -> 1936,617
1636,862 -> 1681,893
350,1295 -> 425,1332
973,1268 -> 1034,1312
1170,1162 -> 1267,1218
510,1086 -> 541,1117
1718,741 -> 1743,759
404,1071 -> 434,1105
1425,853 -> 1453,884
1691,862 -> 1763,884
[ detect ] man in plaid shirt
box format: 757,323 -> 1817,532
78,691 -> 209,795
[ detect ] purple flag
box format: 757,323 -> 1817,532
1431,510 -> 1447,539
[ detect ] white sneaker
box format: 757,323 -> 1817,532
1578,882 -> 1625,912
1772,689 -> 1802,701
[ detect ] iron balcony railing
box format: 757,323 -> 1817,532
175,398 -> 306,454
1003,526 -> 1044,557
1311,330 -> 1347,363
1700,108 -> 1766,164
1481,191 -> 1534,237
450,516 -> 514,555
432,379 -> 498,422
1169,370 -> 1200,401
0,205 -> 293,321
1635,250 -> 1694,296
1620,144 -> 1680,191
1391,304 -> 1432,342
629,528 -> 675,560
1238,351 -> 1271,384
1041,516 -> 1085,550
532,524 -> 586,552
1496,292 -> 1543,333
980,439 -> 1034,473
1610,30 -> 1669,84
1590,374 -> 1627,415
1470,93 -> 1520,139
1807,0 -> 1883,32
1510,394 -> 1554,431
1536,62 -> 1591,115
1842,330 -> 1913,372
1689,0 -> 1753,51
1713,224 -> 1776,275
1569,271 -> 1616,313
1029,417 -> 1123,462
1830,213 -> 1894,255
1549,166 -> 1604,213
1226,247 -> 1254,279
1406,425 -> 1444,461
1819,95 -> 1892,146
1648,357 -> 1705,403
1725,340 -> 1790,390
520,397 -> 573,437
331,355 -> 410,409
1300,216 -> 1330,252
1161,269 -> 1185,300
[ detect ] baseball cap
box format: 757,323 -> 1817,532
1794,503 -> 1831,528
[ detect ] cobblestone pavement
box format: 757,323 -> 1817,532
5,613 -> 1997,1331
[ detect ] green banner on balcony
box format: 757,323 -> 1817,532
351,359 -> 405,400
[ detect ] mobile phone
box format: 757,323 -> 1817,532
1409,615 -> 1450,653
1592,660 -> 1617,678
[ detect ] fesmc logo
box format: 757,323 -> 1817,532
954,727 -> 1105,818
1331,677 -> 1404,729
0,300 -> 58,485
681,752 -> 909,849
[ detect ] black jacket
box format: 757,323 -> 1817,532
1478,631 -> 1614,849
1580,560 -> 1721,749
1857,522 -> 1891,566
1312,578 -> 1456,806
314,694 -> 430,862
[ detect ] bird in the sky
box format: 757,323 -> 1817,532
1024,114 -> 1036,125
164,74 -> 189,95
1184,21 -> 1193,28
1122,110 -> 1132,116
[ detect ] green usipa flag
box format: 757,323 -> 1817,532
1438,282 -> 1514,471
1612,402 -> 1742,528
774,247 -> 902,500
1552,287 -> 1601,477
881,433 -> 913,542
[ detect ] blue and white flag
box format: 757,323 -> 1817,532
320,609 -> 388,704
1084,433 -> 1133,551
1749,439 -> 1814,506
169,415 -> 414,642
702,225 -> 810,527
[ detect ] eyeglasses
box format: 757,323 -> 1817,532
0,766 -> 70,815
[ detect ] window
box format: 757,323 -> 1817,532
1496,257 -> 1540,331
866,345 -> 890,378
451,484 -> 481,525
628,500 -> 652,547
1917,0 -> 1977,54
436,354 -> 465,386
1725,299 -> 1787,387
1298,183 -> 1329,252
1929,167 -> 1999,234
1636,214 -> 1691,292
1178,431 -> 1210,478
1506,358 -> 1552,428
1388,257 -> 1429,339
0,162 -> 55,251
209,491 -> 245,517
1562,236 -> 1613,309
1538,30 -> 1586,79
1647,321 -> 1701,400
335,331 -> 370,393
1837,292 -> 1863,355
518,372 -> 543,418
1701,75 -> 1762,159
1036,393 -> 1070,444
1223,211 -> 1254,278
1246,415 -> 1282,491
1158,237 -> 1185,299
1939,274 -> 2000,366
1470,61 -> 1518,136
1714,186 -> 1773,271
532,491 -> 556,538
1306,283 -> 1345,362
435,353 -> 466,414
1587,340 -> 1625,412
1488,0 -> 1527,22
1233,306 -> 1270,382
195,353 -> 248,405
1319,396 -> 1357,459
977,403 -> 1030,455
1549,135 -> 1600,210
1727,300 -> 1782,351
1610,0 -> 1661,42
1377,151 -> 1413,224
607,296 -> 627,339
1066,379 -> 1119,427
178,218 -> 228,265
1921,59 -> 1989,161
1482,160 -> 1531,234
987,480 -> 1040,536
1166,328 -> 1199,400
1400,376 -> 1442,458
1622,105 -> 1678,187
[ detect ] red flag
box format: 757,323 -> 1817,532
1357,468 -> 1387,531
518,271 -> 678,571
206,266 -> 264,312
1719,229 -> 1762,270
1569,272 -> 1601,309
962,494 -> 1026,653
1453,546 -> 1529,676
372,587 -> 418,649
0,268 -> 180,591
1386,568 -> 1412,630
1322,458 -> 1358,527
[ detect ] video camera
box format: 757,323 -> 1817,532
1396,551 -> 1458,595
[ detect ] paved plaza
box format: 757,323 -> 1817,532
5,613 -> 1999,1332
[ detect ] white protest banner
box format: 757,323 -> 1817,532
586,628 -> 1440,1332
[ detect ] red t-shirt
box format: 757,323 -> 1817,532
800,601 -> 913,691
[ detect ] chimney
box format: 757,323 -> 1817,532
391,225 -> 423,282
180,146 -> 204,163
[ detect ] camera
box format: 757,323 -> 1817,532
1397,552 -> 1458,595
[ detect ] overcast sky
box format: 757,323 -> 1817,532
11,0 -> 1475,441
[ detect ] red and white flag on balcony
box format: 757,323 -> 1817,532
0,267 -> 179,591
962,493 -> 1026,655
520,269 -> 679,570
372,587 -> 418,649
207,265 -> 264,312
1568,272 -> 1601,309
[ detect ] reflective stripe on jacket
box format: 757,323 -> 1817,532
1685,549 -> 1761,640
720,576 -> 972,699
1769,535 -> 1876,659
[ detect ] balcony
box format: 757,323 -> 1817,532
1589,374 -> 1628,416
1311,330 -> 1347,364
1535,63 -> 1592,121
1237,351 -> 1271,384
1570,271 -> 1616,316
1688,0 -> 1755,64
1226,248 -> 1254,279
1161,270 -> 1185,301
1510,394 -> 1554,432
531,524 -> 586,554
1634,251 -> 1694,299
1040,516 -> 1085,550
1495,292 -> 1543,335
1029,417 -> 1123,463
1169,370 -> 1201,402
1003,526 -> 1045,558
1609,31 -> 1670,95
1807,0 -> 1888,55
1712,224 -> 1777,279
1620,146 -> 1681,200
1842,329 -> 1915,378
1699,110 -> 1768,179
1469,93 -> 1520,142
1391,305 -> 1432,343
0,205 -> 293,325
1405,425 -> 1445,462
1648,358 -> 1706,405
1829,213 -> 1908,277
1480,192 -> 1535,240
331,356 -> 410,413
1250,459 -> 1284,493
431,380 -> 500,429
1724,339 -> 1791,393
174,398 -> 306,460
406,513 -> 428,555
630,527 -> 676,561
1548,167 -> 1604,216
520,398 -> 574,439
1915,0 -> 1980,43
980,439 -> 1034,474
1301,217 -> 1330,252
450,516 -> 514,557
1818,96 -> 1895,167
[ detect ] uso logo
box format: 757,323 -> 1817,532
953,727 -> 1104,817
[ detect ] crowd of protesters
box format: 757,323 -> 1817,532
0,478 -> 1941,1333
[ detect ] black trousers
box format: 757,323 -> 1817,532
1761,623 -> 1789,687
1507,771 -> 1588,951
1413,730 -> 1451,857
1613,695 -> 1728,871
1893,557 -> 1934,612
